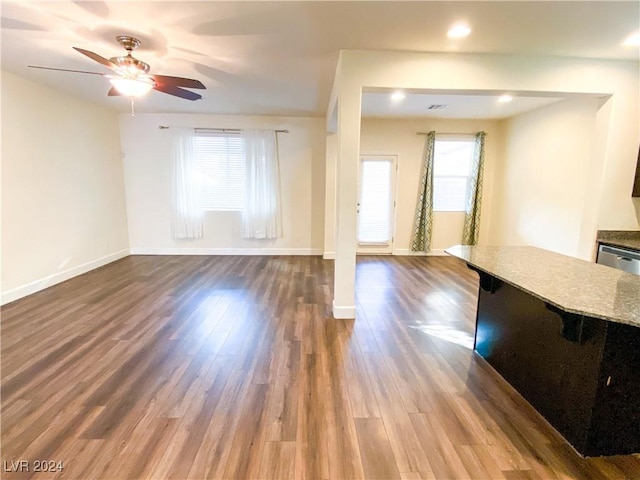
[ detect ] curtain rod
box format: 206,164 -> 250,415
158,126 -> 289,133
416,131 -> 480,136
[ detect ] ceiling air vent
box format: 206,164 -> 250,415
427,104 -> 448,110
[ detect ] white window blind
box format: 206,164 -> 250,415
358,158 -> 393,244
433,139 -> 475,212
194,131 -> 245,211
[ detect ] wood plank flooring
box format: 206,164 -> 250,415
2,255 -> 639,479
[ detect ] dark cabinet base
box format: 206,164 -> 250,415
472,268 -> 640,457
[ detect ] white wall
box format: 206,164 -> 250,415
1,71 -> 130,304
489,98 -> 600,258
358,117 -> 501,255
323,132 -> 337,258
120,113 -> 325,254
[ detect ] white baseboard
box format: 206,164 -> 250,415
1,249 -> 130,305
332,300 -> 356,319
129,247 -> 323,256
325,249 -> 449,258
393,248 -> 447,256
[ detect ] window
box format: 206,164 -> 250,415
194,131 -> 245,211
433,139 -> 475,211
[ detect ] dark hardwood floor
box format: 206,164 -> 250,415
1,255 -> 639,479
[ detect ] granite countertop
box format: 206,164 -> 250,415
596,230 -> 640,251
446,245 -> 640,328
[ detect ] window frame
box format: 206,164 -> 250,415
193,130 -> 246,212
432,136 -> 476,213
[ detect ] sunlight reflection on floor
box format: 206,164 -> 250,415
409,324 -> 475,349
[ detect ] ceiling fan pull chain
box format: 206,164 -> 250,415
130,97 -> 135,116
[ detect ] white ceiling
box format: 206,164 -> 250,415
361,91 -> 566,119
1,1 -> 638,118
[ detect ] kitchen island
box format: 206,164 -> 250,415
446,245 -> 640,457
597,229 -> 640,251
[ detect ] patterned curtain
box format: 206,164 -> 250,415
411,131 -> 436,252
462,131 -> 486,245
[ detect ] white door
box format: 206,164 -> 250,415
357,155 -> 397,254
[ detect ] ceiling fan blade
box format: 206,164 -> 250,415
28,65 -> 106,76
153,84 -> 202,101
107,86 -> 121,96
73,46 -> 119,71
152,74 -> 206,89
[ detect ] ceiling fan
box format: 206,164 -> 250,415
29,35 -> 206,101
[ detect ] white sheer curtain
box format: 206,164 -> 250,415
171,128 -> 203,239
241,129 -> 282,239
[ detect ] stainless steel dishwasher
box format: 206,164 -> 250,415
597,244 -> 640,276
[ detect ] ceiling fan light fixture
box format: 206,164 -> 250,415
109,77 -> 154,97
31,36 -> 205,102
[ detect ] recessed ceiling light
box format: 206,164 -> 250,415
623,31 -> 640,46
498,95 -> 513,103
391,91 -> 406,101
447,23 -> 471,38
